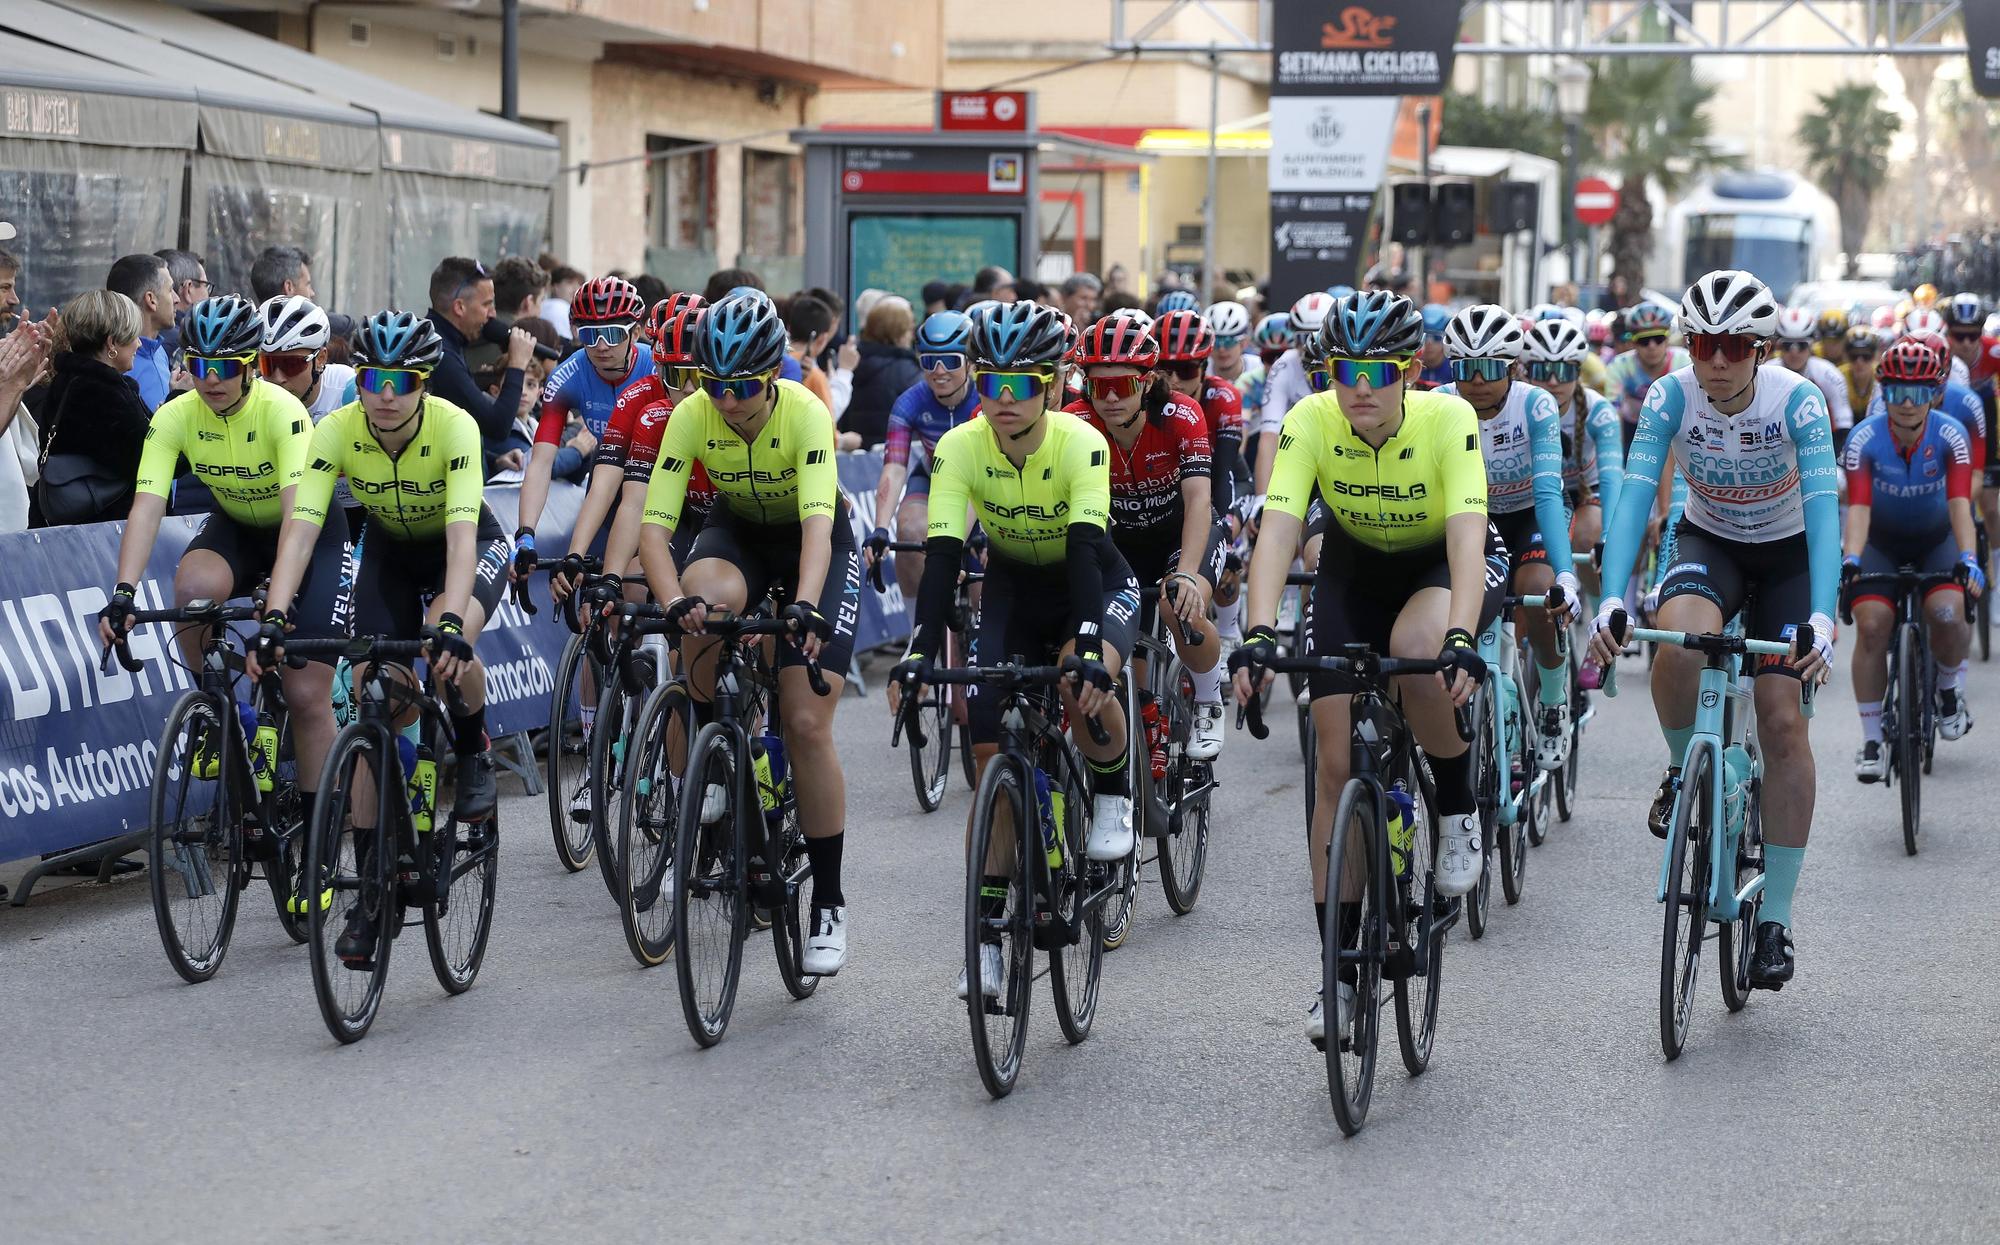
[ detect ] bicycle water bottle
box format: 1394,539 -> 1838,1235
752,734 -> 788,823
1386,782 -> 1416,878
410,744 -> 436,834
253,710 -> 279,794
1031,768 -> 1064,869
1722,743 -> 1751,836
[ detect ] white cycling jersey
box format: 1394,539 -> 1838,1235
1437,379 -> 1563,516
1787,354 -> 1853,431
1256,348 -> 1313,437
1631,364 -> 1835,541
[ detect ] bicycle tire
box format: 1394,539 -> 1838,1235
544,630 -> 595,872
1050,759 -> 1103,1044
1466,682 -> 1498,940
266,712 -> 310,945
908,679 -> 952,813
148,692 -> 242,984
1718,765 -> 1761,1014
965,754 -> 1033,1099
673,723 -> 748,1047
306,727 -> 396,1044
1897,626 -> 1922,855
618,680 -> 687,967
1553,662 -> 1582,826
1500,696 -> 1531,905
1393,755 -> 1444,1077
1156,749 -> 1210,915
424,801 -> 498,995
769,797 -> 821,1000
1100,679 -> 1145,951
587,680 -> 631,902
1660,743 -> 1715,1061
1323,778 -> 1383,1135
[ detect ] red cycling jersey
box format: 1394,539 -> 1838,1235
598,374 -> 715,513
1067,392 -> 1211,538
1198,374 -> 1244,445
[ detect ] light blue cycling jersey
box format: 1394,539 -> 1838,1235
1600,363 -> 1841,621
1561,385 -> 1625,509
1606,348 -> 1692,422
1438,378 -> 1575,573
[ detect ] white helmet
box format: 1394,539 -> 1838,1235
1680,269 -> 1780,337
1203,300 -> 1251,339
1904,306 -> 1947,340
1289,291 -> 1336,335
259,295 -> 329,353
1775,307 -> 1817,343
1522,318 -> 1591,364
1109,306 -> 1155,332
1444,304 -> 1525,360
1985,312 -> 2000,338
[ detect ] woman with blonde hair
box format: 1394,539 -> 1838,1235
35,289 -> 153,525
843,295 -> 922,446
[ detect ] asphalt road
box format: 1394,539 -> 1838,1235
5,648 -> 1999,1244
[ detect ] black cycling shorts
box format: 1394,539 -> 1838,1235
187,509 -> 354,662
967,553 -> 1141,745
1851,531 -> 1960,612
351,504 -> 510,640
1306,521 -> 1507,699
685,502 -> 861,676
1488,506 -> 1551,575
1117,517 -> 1230,632
1658,520 -> 1814,678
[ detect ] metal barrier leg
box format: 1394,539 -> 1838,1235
8,829 -> 150,906
491,729 -> 543,796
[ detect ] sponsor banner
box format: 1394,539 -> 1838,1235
1271,0 -> 1462,97
1267,96 -> 1399,192
1970,3 -> 2000,99
841,145 -> 1029,197
1268,191 -> 1378,309
837,451 -> 912,653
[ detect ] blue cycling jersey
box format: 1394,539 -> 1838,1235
536,347 -> 658,443
1865,380 -> 1987,460
884,379 -> 979,469
1842,412 -> 1972,544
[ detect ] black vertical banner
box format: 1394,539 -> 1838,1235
1268,193 -> 1376,309
1969,2 -> 2000,99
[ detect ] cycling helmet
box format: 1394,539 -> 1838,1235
352,310 -> 445,373
1050,308 -> 1080,357
916,310 -> 974,356
1870,304 -> 1903,342
1326,284 -> 1357,300
1108,306 -> 1155,332
258,295 -> 329,353
970,301 -> 1070,369
1681,270 -> 1780,337
1904,307 -> 1947,340
1775,307 -> 1817,344
1421,303 -> 1452,336
1523,318 -> 1591,364
644,297 -> 681,344
1913,283 -> 1939,308
570,275 -> 643,326
185,295 -> 263,358
1443,303 -> 1526,360
1623,302 -> 1675,337
1203,300 -> 1251,340
1154,289 -> 1200,315
664,290 -> 706,318
1986,311 -> 2000,336
1316,291 -> 1425,359
1074,315 -> 1160,369
692,291 -> 788,378
1525,302 -> 1562,322
1816,307 -> 1849,340
1289,291 -> 1336,336
651,307 -> 703,365
1155,310 -> 1214,362
1253,312 -> 1294,352
1843,325 -> 1879,355
1877,336 -> 1947,385
1944,292 -> 1986,328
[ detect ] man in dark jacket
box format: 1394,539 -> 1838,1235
425,256 -> 536,449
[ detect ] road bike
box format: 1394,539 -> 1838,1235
528,555 -> 609,876
1122,579 -> 1217,928
1843,566 -> 1957,855
1464,590 -> 1566,936
874,541 -> 978,811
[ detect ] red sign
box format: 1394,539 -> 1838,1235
937,91 -> 1031,132
1574,176 -> 1619,226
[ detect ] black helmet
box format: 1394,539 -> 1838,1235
352,311 -> 445,372
970,301 -> 1069,369
185,295 -> 263,358
693,292 -> 788,379
1312,291 -> 1424,359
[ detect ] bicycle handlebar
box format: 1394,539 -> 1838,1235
100,599 -> 263,675
1235,648 -> 1475,745
508,553 -> 605,620
908,661 -> 1110,745
866,539 -> 928,593
691,610 -> 832,697
1601,608 -> 1817,718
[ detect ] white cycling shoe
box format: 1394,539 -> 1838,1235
1087,794 -> 1135,861
956,942 -> 1005,1000
801,906 -> 848,976
1535,700 -> 1572,772
567,784 -> 593,824
701,782 -> 728,825
1188,702 -> 1226,760
1305,982 -> 1357,1046
1939,688 -> 1973,741
1435,814 -> 1483,897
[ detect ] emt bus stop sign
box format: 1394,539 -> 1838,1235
1574,177 -> 1619,227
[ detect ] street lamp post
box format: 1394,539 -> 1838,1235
1556,60 -> 1592,296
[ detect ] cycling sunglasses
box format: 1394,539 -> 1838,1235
973,368 -> 1054,402
1779,340 -> 1814,351
1449,357 -> 1512,383
188,354 -> 255,382
1630,331 -> 1671,346
1950,330 -> 1983,344
575,323 -> 634,348
700,370 -> 773,402
917,352 -> 968,373
256,352 -> 316,379
658,362 -> 700,390
1086,373 -> 1146,402
1213,333 -> 1245,349
357,366 -> 426,395
1524,360 -> 1580,383
1161,359 -> 1206,381
1686,332 -> 1762,362
1881,382 -> 1943,408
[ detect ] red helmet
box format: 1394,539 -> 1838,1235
571,276 -> 644,326
1074,315 -> 1159,368
664,290 -> 706,318
1877,336 -> 1946,385
1154,310 -> 1214,362
651,307 -> 703,365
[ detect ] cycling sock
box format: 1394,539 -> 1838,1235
298,790 -> 316,836
1537,662 -> 1568,706
1214,596 -> 1243,640
453,706 -> 486,758
1759,845 -> 1805,930
1662,722 -> 1694,768
1088,751 -> 1130,798
1191,661 -> 1224,704
1858,701 -> 1883,743
1427,748 -> 1475,817
579,703 -> 596,737
1336,902 -> 1362,987
1314,900 -> 1326,947
806,832 -> 844,910
1936,660 -> 1963,691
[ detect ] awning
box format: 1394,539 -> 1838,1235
0,29 -> 196,150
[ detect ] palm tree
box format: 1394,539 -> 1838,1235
1583,56 -> 1732,294
1796,84 -> 1902,277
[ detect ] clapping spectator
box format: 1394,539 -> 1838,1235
0,315 -> 53,533
106,254 -> 177,411
33,290 -> 152,526
0,233 -> 20,336
844,296 -> 921,447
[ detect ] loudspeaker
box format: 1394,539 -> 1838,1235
1490,180 -> 1539,234
1433,181 -> 1477,244
1390,182 -> 1431,246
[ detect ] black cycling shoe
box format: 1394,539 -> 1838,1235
454,750 -> 499,821
1748,920 -> 1794,990
335,907 -> 378,968
1648,767 -> 1680,839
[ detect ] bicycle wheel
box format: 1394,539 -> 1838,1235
1718,767 -> 1761,1014
148,692 -> 243,984
1157,751 -> 1210,915
1980,590 -> 1992,663
1466,682 -> 1498,940
544,630 -> 595,872
908,677 -> 953,813
306,728 -> 397,1044
1499,704 -> 1530,906
588,680 -> 632,902
1896,626 -> 1922,855
768,795 -> 821,1000
965,754 -> 1034,1099
1553,661 -> 1582,826
1393,757 -> 1444,1077
266,713 -> 310,945
1100,680 -> 1143,951
1323,778 -> 1383,1136
619,680 -> 688,967
424,800 -> 498,995
1660,744 -> 1715,1061
673,723 -> 748,1047
1050,762 -> 1103,1044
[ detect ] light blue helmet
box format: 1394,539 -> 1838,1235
693,292 -> 787,378
1326,284 -> 1357,301
915,311 -> 973,355
1314,291 -> 1424,359
1421,303 -> 1452,335
970,301 -> 1069,368
186,295 -> 262,357
353,310 -> 444,372
1154,289 -> 1200,315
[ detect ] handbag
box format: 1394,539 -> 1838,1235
35,381 -> 133,525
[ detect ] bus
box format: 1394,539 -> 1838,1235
1652,170 -> 1842,301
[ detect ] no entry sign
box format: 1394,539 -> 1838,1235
1573,177 -> 1619,226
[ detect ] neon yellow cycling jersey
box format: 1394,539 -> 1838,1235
292,397 -> 485,541
925,409 -> 1111,566
1266,389 -> 1487,553
642,378 -> 838,530
134,380 -> 311,528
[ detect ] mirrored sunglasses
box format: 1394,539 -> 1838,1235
189,354 -> 254,382
1880,382 -> 1943,408
1686,332 -> 1761,362
1449,357 -> 1511,383
576,323 -> 634,348
1086,373 -> 1146,402
700,371 -> 772,401
357,366 -> 425,395
973,368 -> 1054,402
918,352 -> 968,373
257,352 -> 316,379
1524,361 -> 1580,383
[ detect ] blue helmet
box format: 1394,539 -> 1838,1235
353,310 -> 444,372
1154,289 -> 1200,315
915,311 -> 973,355
1314,291 -> 1424,359
1326,284 -> 1357,301
694,292 -> 787,378
970,301 -> 1069,369
185,295 -> 262,357
1421,303 -> 1451,336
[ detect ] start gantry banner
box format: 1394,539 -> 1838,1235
1271,0 -> 1463,97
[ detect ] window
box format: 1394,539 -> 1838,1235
740,149 -> 801,259
647,135 -> 715,253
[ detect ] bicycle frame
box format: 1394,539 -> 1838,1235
1477,606 -> 1549,828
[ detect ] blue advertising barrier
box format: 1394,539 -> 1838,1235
0,453 -> 906,872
